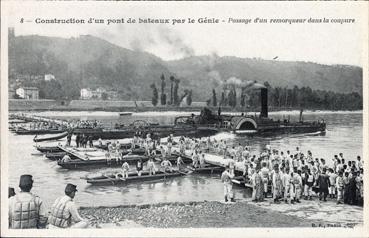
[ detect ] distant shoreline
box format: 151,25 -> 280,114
8,99 -> 362,113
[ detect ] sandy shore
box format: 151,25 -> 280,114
79,199 -> 363,228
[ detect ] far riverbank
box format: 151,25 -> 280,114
9,99 -> 362,112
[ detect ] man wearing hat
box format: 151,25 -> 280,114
221,165 -> 235,202
8,175 -> 47,229
8,187 -> 16,198
48,183 -> 89,228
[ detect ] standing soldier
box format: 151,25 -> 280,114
260,162 -> 269,198
317,168 -> 330,201
121,161 -> 130,179
221,166 -> 235,202
272,165 -> 283,203
293,170 -> 303,203
199,153 -> 206,168
192,151 -> 199,168
9,175 -> 47,229
282,168 -> 291,203
48,184 -> 89,228
336,171 -> 344,204
147,158 -> 156,175
136,159 -> 143,176
66,133 -> 72,147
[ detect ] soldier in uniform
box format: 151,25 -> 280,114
48,184 -> 89,228
221,166 -> 235,202
9,175 -> 47,229
272,165 -> 283,203
260,162 -> 269,198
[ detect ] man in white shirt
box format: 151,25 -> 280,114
48,184 -> 89,228
221,166 -> 235,202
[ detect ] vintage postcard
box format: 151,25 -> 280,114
1,1 -> 368,237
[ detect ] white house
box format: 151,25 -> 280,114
80,88 -> 92,99
16,87 -> 39,99
44,74 -> 55,81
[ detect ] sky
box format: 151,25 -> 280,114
3,1 -> 367,66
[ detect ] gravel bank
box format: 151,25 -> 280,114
80,201 -> 315,228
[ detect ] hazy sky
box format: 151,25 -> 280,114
3,1 -> 367,66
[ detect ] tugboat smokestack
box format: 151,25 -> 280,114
260,88 -> 268,118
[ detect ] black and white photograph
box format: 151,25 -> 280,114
1,1 -> 368,237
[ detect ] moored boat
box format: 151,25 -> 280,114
186,164 -> 224,174
86,170 -> 186,185
57,154 -> 150,169
33,131 -> 69,142
45,152 -> 68,160
14,128 -> 67,135
35,145 -> 63,153
119,112 -> 133,116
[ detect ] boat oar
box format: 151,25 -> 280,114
31,153 -> 44,156
178,170 -> 190,175
232,179 -> 241,185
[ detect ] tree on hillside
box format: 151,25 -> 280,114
240,93 -> 246,107
212,89 -> 217,107
170,76 -> 175,105
150,83 -> 158,106
228,89 -> 237,108
160,74 -> 167,105
180,89 -> 189,105
186,90 -> 192,106
101,92 -> 108,100
220,92 -> 225,106
173,78 -> 180,105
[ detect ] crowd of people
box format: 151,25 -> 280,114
94,134 -> 365,207
155,135 -> 364,206
67,120 -> 103,129
202,139 -> 364,206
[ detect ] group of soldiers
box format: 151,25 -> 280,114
8,175 -> 89,229
179,137 -> 364,206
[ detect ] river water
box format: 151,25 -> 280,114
8,110 -> 363,208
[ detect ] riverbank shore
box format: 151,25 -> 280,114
79,199 -> 363,228
9,99 -> 362,112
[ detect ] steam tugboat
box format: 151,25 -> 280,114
175,88 -> 326,135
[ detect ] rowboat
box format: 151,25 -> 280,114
14,128 -> 67,135
57,154 -> 150,169
118,112 -> 133,116
186,165 -> 224,174
33,131 -> 69,142
86,170 -> 185,185
35,146 -> 63,153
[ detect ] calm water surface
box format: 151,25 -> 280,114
8,111 -> 363,208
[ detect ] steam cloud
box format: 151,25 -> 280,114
157,26 -> 195,57
91,25 -> 195,59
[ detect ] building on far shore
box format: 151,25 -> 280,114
44,74 -> 55,81
15,87 -> 39,99
80,88 -> 118,100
